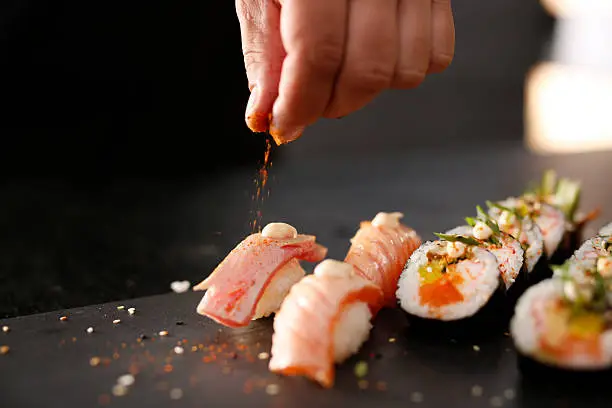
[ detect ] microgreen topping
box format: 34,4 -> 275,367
524,169 -> 582,223
435,233 -> 481,247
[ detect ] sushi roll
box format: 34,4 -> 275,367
486,200 -> 547,283
510,258 -> 612,374
396,238 -> 501,325
344,212 -> 421,308
268,260 -> 383,388
193,222 -> 327,328
444,206 -> 526,292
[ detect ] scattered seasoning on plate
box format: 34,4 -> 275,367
159,331 -> 169,337
257,352 -> 269,360
112,384 -> 128,397
138,334 -> 148,341
410,392 -> 424,403
490,396 -> 503,407
473,345 -> 480,352
0,345 -> 9,355
2,326 -> 9,333
176,321 -> 184,326
357,380 -> 369,390
388,337 -> 396,343
170,388 -> 183,400
89,357 -> 101,367
471,385 -> 483,397
503,389 -> 515,400
164,364 -> 173,373
174,346 -> 184,355
191,346 -> 198,352
376,381 -> 387,391
117,306 -> 125,310
117,374 -> 135,387
354,361 -> 368,378
87,327 -> 94,334
265,384 -> 280,396
374,353 -> 382,359
222,367 -> 232,375
59,316 -> 68,321
112,319 -> 121,325
97,394 -> 111,406
112,352 -> 120,360
128,308 -> 136,315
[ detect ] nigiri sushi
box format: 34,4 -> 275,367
397,238 -> 501,323
510,263 -> 612,373
269,260 -> 383,388
193,222 -> 327,328
344,212 -> 421,307
443,206 -> 526,291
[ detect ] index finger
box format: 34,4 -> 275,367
270,0 -> 348,144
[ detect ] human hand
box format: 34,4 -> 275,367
237,0 -> 454,145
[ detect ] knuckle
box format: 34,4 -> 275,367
298,38 -> 344,76
243,48 -> 265,72
429,53 -> 454,73
344,63 -> 393,92
392,69 -> 426,89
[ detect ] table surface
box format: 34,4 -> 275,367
2,143 -> 612,408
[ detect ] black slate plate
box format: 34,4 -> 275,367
2,291 -> 612,408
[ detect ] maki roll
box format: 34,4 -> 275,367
344,212 -> 421,308
396,238 -> 502,333
193,222 -> 327,327
599,222 -> 612,238
269,260 -> 383,388
510,257 -> 612,375
443,206 -> 527,294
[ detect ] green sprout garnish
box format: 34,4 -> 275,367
524,169 -> 582,223
434,233 -> 481,247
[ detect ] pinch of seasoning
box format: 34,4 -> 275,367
490,396 -> 503,407
118,374 -> 135,387
257,352 -> 269,360
59,316 -> 68,321
174,346 -> 184,355
265,384 -> 280,396
170,388 -> 183,400
388,337 -> 396,343
357,380 -> 369,390
0,345 -> 9,355
128,308 -> 136,315
354,361 -> 368,378
117,306 -> 125,310
89,357 -> 101,366
410,392 -> 424,403
86,327 -> 94,334
113,319 -> 121,325
473,345 -> 480,352
159,330 -> 169,337
503,389 -> 515,400
112,384 -> 128,397
471,385 -> 483,397
2,326 -> 9,333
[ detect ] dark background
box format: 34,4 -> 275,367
0,1 -> 555,318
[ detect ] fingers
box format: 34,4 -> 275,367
269,0 -> 348,145
236,0 -> 285,133
428,0 -> 455,74
392,0 -> 431,89
324,0 -> 398,119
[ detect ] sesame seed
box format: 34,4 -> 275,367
490,396 -> 503,407
112,384 -> 128,397
471,385 -> 483,397
388,337 -> 396,343
473,345 -> 480,351
2,326 -> 9,333
1,345 -> 9,355
117,374 -> 135,387
174,346 -> 184,355
59,316 -> 68,321
410,392 -> 424,403
159,330 -> 169,337
258,352 -> 269,360
170,280 -> 191,294
265,384 -> 280,396
86,327 -> 94,334
113,319 -> 121,324
117,306 -> 125,310
169,388 -> 183,400
128,308 -> 135,315
89,357 -> 101,366
503,389 -> 515,400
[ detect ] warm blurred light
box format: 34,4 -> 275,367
541,0 -> 612,17
525,63 -> 612,155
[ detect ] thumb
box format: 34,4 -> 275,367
236,0 -> 285,133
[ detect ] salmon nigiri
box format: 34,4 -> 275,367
193,222 -> 327,328
269,260 -> 383,388
344,212 -> 421,307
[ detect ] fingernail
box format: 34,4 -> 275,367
269,118 -> 304,145
245,87 -> 269,133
